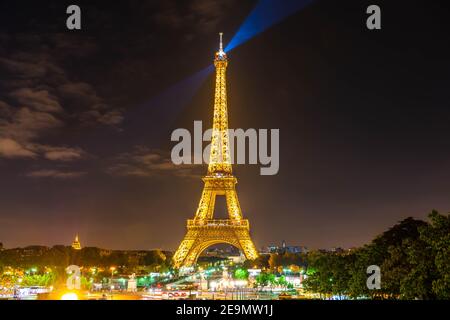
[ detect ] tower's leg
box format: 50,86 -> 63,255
239,239 -> 259,260
225,188 -> 243,221
172,238 -> 195,269
173,177 -> 258,269
194,188 -> 215,221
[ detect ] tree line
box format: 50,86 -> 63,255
302,210 -> 449,299
0,246 -> 168,270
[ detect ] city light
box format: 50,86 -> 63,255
61,292 -> 79,300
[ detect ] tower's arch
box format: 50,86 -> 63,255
190,240 -> 242,265
173,221 -> 258,268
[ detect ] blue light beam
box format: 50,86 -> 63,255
225,0 -> 315,52
134,64 -> 214,117
122,64 -> 214,145
120,0 -> 315,147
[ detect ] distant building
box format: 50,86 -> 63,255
266,245 -> 279,253
330,247 -> 345,253
204,245 -> 240,257
21,246 -> 49,258
227,254 -> 245,264
264,241 -> 308,254
71,234 -> 81,250
284,245 -> 307,254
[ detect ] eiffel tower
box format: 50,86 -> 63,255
172,33 -> 259,268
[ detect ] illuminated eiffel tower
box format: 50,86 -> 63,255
172,33 -> 258,268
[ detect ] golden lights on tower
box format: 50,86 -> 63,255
172,34 -> 258,268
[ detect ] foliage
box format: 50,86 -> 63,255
243,254 -> 270,269
268,253 -> 305,271
0,246 -> 168,271
418,210 -> 450,299
21,273 -> 56,287
80,276 -> 93,290
303,211 -> 450,299
255,272 -> 276,287
234,268 -> 249,280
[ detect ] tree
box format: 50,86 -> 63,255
277,275 -> 289,287
303,251 -> 334,298
21,273 -> 56,287
400,238 -> 436,299
348,217 -> 428,299
243,255 -> 270,269
416,210 -> 450,299
305,217 -> 433,299
268,253 -> 304,271
330,253 -> 353,298
255,272 -> 276,287
234,268 -> 249,280
255,272 -> 269,287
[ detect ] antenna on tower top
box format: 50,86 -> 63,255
215,32 -> 226,60
219,32 -> 224,53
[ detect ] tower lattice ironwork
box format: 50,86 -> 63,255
172,33 -> 258,268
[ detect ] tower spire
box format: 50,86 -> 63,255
210,32 -> 231,175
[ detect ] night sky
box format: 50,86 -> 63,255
0,0 -> 449,251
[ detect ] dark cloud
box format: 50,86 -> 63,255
0,137 -> 37,158
107,146 -> 201,178
0,107 -> 64,142
96,110 -> 124,126
0,57 -> 48,79
79,109 -> 124,126
0,100 -> 12,117
58,82 -> 101,106
35,145 -> 85,161
26,169 -> 87,179
0,33 -> 124,162
0,137 -> 85,161
152,0 -> 237,36
10,88 -> 63,113
50,33 -> 99,58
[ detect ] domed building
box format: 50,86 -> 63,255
71,234 -> 81,250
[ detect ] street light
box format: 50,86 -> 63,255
110,267 -> 116,293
